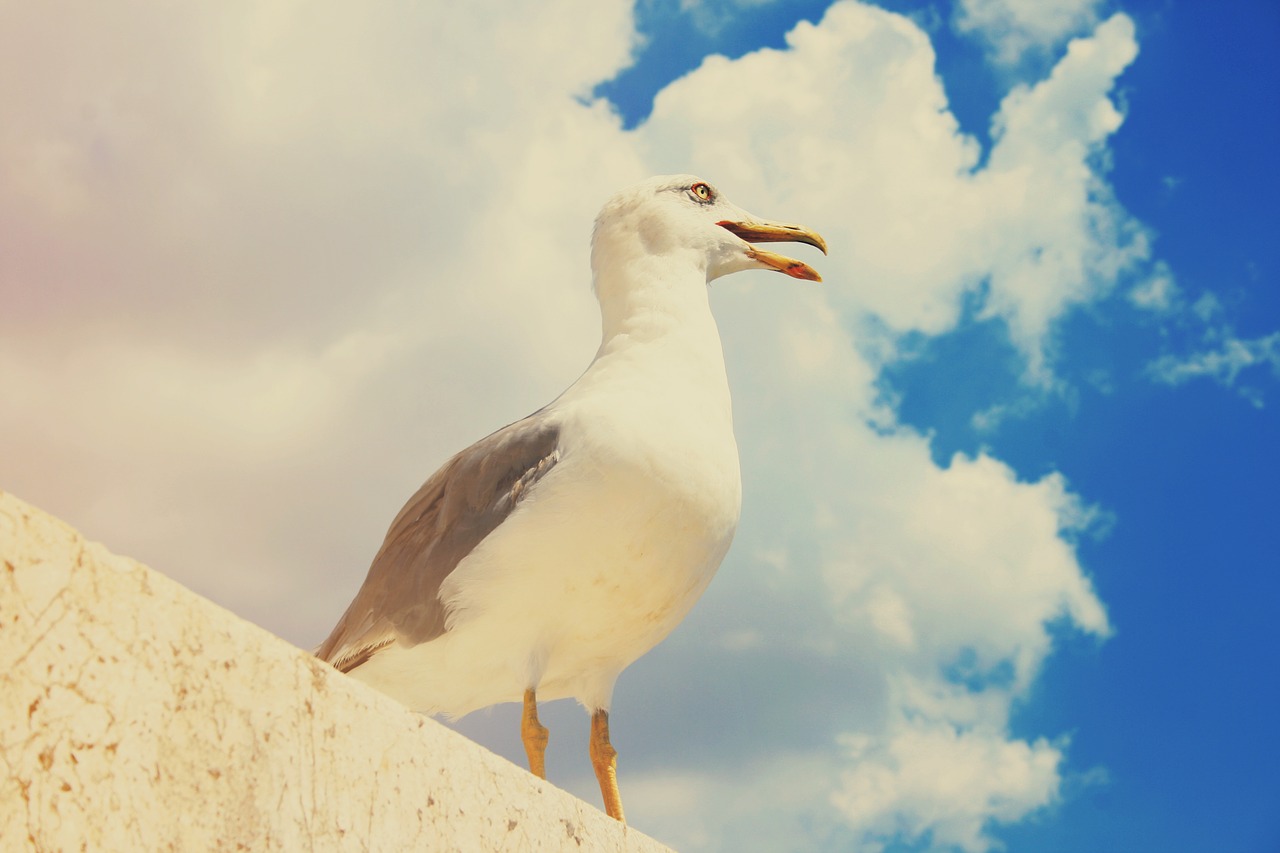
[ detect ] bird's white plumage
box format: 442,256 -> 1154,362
324,174 -> 824,723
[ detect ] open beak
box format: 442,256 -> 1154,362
717,219 -> 828,282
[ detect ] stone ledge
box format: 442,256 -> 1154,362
0,490 -> 672,852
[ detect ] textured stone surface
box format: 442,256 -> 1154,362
0,490 -> 672,852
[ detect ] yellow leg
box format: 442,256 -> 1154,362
522,688 -> 549,779
589,709 -> 625,823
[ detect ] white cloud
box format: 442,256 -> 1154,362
978,13 -> 1148,378
1146,331 -> 1280,406
1,2 -> 1139,850
1132,272 -> 1280,407
640,6 -> 1146,381
678,0 -> 781,37
834,721 -> 1063,853
970,392 -> 1048,432
1129,261 -> 1182,313
955,0 -> 1103,66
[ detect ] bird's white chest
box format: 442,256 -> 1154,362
436,358 -> 742,699
511,421 -> 739,693
560,348 -> 743,563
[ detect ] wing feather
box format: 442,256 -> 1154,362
315,414 -> 561,672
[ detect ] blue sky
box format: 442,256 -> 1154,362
2,1 -> 1277,851
902,4 -> 1280,850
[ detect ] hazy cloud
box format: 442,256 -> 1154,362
1147,331 -> 1280,407
1130,272 -> 1280,407
954,0 -> 1103,66
1129,261 -> 1182,313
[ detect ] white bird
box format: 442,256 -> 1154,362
316,175 -> 825,821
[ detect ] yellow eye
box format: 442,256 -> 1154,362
690,182 -> 713,202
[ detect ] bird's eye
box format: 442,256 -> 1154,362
690,182 -> 713,203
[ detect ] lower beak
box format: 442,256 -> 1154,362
717,219 -> 828,282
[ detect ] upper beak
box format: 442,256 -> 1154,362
717,219 -> 828,282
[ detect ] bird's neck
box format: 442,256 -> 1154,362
594,251 -> 717,349
587,250 -> 732,404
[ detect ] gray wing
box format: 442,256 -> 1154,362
315,414 -> 562,673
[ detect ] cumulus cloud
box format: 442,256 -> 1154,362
641,6 -> 1146,381
2,2 -> 1141,850
834,721 -> 1063,852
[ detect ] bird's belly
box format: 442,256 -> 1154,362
434,446 -> 740,709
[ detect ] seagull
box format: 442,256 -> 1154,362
315,175 -> 825,822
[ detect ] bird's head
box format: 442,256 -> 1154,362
591,175 -> 827,286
